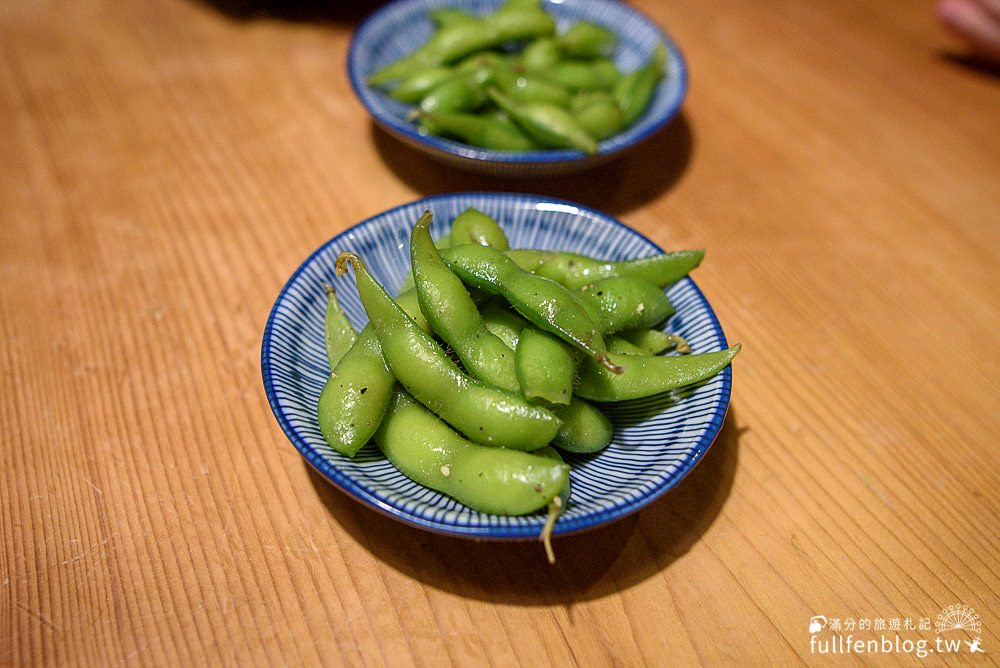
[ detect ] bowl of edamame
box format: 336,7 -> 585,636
348,0 -> 687,177
262,193 -> 736,549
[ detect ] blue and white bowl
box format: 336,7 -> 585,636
262,193 -> 733,539
348,0 -> 688,177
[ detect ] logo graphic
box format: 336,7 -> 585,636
936,604 -> 982,635
966,638 -> 985,654
809,615 -> 827,634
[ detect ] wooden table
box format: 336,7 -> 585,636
3,0 -> 998,664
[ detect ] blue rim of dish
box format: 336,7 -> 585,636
347,0 -> 688,166
261,193 -> 731,539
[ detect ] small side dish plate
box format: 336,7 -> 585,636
348,0 -> 687,177
261,193 -> 732,539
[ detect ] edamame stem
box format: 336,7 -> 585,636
337,247 -> 561,451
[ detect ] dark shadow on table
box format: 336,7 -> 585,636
306,408 -> 744,605
372,112 -> 693,216
939,51 -> 1000,79
193,0 -> 383,24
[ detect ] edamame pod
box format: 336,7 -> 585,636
512,76 -> 574,108
614,44 -> 666,126
520,37 -> 562,71
411,213 -> 520,392
492,67 -> 573,108
575,345 -> 742,402
441,244 -> 619,372
369,9 -> 555,85
390,66 -> 457,103
317,290 -> 426,458
428,7 -> 475,29
323,284 -> 357,369
515,328 -> 575,405
488,89 -> 597,154
480,300 -> 529,349
416,110 -> 536,151
419,69 -> 490,114
577,276 -> 675,333
571,91 -> 624,140
478,301 -> 613,453
537,59 -> 621,91
505,248 -> 555,272
449,208 -> 510,249
619,328 -> 689,355
535,249 -> 705,290
374,392 -> 569,516
338,247 -> 561,450
557,21 -> 617,58
606,335 -> 647,356
550,398 -> 613,454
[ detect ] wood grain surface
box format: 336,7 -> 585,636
2,0 -> 999,665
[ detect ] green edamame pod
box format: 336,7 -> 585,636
571,91 -> 624,140
512,76 -> 574,108
441,244 -> 619,372
419,69 -> 490,114
454,51 -> 507,72
489,7 -> 557,41
411,213 -> 520,393
450,208 -> 510,250
614,44 -> 666,126
416,110 -> 536,151
479,302 -> 615,454
606,335 -> 646,356
537,59 -> 621,91
575,345 -> 742,402
323,284 -> 357,369
480,300 -> 529,349
497,0 -> 544,13
521,37 -> 562,71
535,249 -> 705,290
550,398 -> 613,454
369,10 -> 554,85
428,7 -> 475,29
374,392 -> 569,516
505,248 -> 555,272
557,21 -> 617,58
317,290 -> 426,457
390,66 -> 458,103
492,68 -> 573,108
577,276 -> 675,333
488,89 -> 597,154
337,246 -> 560,450
515,328 -> 575,405
619,328 -> 688,355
